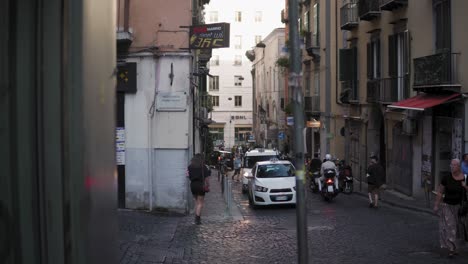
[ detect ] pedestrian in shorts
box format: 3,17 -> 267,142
232,155 -> 241,182
366,155 -> 385,208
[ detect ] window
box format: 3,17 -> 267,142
234,96 -> 242,107
312,3 -> 319,47
235,127 -> 252,144
255,35 -> 262,44
235,11 -> 242,22
234,75 -> 243,86
209,76 -> 219,91
388,30 -> 410,101
234,35 -> 242,49
210,55 -> 219,66
212,95 -> 219,106
434,0 -> 451,52
234,55 -> 242,66
339,47 -> 358,102
209,11 -> 218,22
209,127 -> 224,144
255,11 -> 262,22
367,37 -> 381,80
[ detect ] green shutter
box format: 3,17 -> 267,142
388,34 -> 397,77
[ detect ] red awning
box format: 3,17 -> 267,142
388,93 -> 460,111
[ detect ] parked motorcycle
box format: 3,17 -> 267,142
319,168 -> 339,202
308,171 -> 320,193
338,160 -> 353,194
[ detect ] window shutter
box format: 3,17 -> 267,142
388,34 -> 397,77
339,48 -> 351,81
376,39 -> 381,78
367,43 -> 372,79
403,31 -> 410,75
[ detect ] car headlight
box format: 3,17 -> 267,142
243,172 -> 250,177
255,185 -> 268,192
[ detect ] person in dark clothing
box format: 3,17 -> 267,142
366,155 -> 384,208
434,158 -> 468,257
187,154 -> 211,225
309,153 -> 322,173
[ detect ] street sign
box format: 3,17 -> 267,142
278,131 -> 285,140
249,135 -> 254,140
306,119 -> 321,128
287,116 -> 294,126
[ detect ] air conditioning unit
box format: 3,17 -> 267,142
402,118 -> 417,135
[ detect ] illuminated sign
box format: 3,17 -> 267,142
189,23 -> 230,49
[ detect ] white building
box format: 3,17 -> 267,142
204,0 -> 285,150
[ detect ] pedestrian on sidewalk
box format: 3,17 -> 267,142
433,158 -> 468,257
187,154 -> 211,225
232,154 -> 241,182
366,155 -> 384,209
461,153 -> 468,176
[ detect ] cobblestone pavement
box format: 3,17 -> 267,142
119,171 -> 468,264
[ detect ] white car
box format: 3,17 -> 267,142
247,160 -> 296,207
241,148 -> 279,193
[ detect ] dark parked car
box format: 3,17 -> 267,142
210,150 -> 234,170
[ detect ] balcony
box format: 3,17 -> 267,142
379,0 -> 408,11
413,52 -> 461,91
304,95 -> 320,113
340,1 -> 359,30
340,80 -> 359,103
304,32 -> 320,61
358,0 -> 381,21
380,76 -> 409,103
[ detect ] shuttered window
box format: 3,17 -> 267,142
434,0 -> 451,52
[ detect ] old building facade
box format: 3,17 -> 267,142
116,0 -> 210,211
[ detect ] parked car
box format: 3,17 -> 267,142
246,159 -> 296,208
210,150 -> 234,169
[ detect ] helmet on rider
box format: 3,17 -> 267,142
325,154 -> 332,161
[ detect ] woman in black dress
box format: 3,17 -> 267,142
434,159 -> 467,257
188,154 -> 211,225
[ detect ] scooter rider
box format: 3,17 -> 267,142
318,154 -> 339,191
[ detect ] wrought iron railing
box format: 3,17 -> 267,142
341,80 -> 359,103
380,76 -> 409,103
366,79 -> 380,103
340,1 -> 359,30
413,52 -> 460,88
358,0 -> 381,20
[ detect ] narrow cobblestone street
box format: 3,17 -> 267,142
119,171 -> 468,264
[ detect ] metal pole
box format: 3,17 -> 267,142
311,128 -> 314,156
288,0 -> 308,263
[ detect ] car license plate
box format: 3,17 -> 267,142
276,196 -> 288,201
327,186 -> 334,192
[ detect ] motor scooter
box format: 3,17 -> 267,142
319,168 -> 339,202
308,171 -> 320,193
338,160 -> 353,194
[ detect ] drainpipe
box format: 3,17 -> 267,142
325,0 -> 331,154
335,0 -> 343,107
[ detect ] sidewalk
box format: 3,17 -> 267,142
351,178 -> 436,215
118,169 -> 241,263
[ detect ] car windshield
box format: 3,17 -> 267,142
244,155 -> 278,168
256,164 -> 295,178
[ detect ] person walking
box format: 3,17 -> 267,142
366,155 -> 384,208
462,153 -> 468,176
434,158 -> 468,257
187,154 -> 211,225
232,154 -> 241,182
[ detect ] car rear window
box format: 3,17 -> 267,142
256,164 -> 295,178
